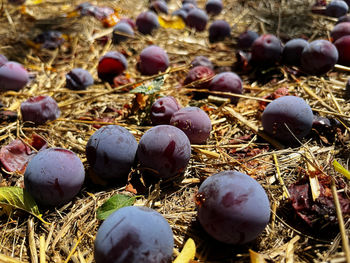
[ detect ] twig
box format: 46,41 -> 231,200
27,218 -> 38,263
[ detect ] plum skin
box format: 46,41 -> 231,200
86,125 -> 138,180
136,125 -> 191,179
251,34 -> 283,65
170,107 -> 212,144
150,96 -> 181,125
136,11 -> 160,35
205,0 -> 223,15
261,96 -> 314,143
208,20 -> 231,43
186,9 -> 208,32
139,45 -> 169,76
112,22 -> 135,44
325,0 -> 349,18
66,68 -> 94,90
24,148 -> 85,206
300,39 -> 338,75
282,38 -> 309,66
196,170 -> 270,244
237,30 -> 259,50
0,61 -> 29,91
334,35 -> 350,66
21,95 -> 61,125
208,72 -> 243,104
94,206 -> 174,263
331,22 -> 350,41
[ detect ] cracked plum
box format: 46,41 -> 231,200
66,68 -> 94,90
150,96 -> 181,125
97,51 -> 128,83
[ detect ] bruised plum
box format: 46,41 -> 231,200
196,170 -> 270,244
150,96 -> 181,125
94,206 -> 174,263
136,125 -> 191,179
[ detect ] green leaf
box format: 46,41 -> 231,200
130,76 -> 164,95
0,186 -> 49,224
97,194 -> 137,220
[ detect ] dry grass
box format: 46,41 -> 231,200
0,0 -> 349,262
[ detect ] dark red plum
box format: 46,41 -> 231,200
97,51 -> 128,83
0,61 -> 29,91
205,0 -> 223,16
335,35 -> 350,66
86,125 -> 138,180
208,20 -> 231,43
136,11 -> 160,35
208,72 -> 243,104
149,0 -> 168,14
170,107 -> 212,144
191,56 -> 213,69
66,68 -> 94,90
139,45 -> 169,76
196,170 -> 270,244
282,38 -> 309,66
325,0 -> 348,17
300,39 -> 338,75
186,9 -> 208,31
24,148 -> 85,206
112,22 -> 134,44
136,125 -> 191,179
237,30 -> 259,50
94,206 -> 174,263
21,96 -> 60,125
251,34 -> 283,66
331,22 -> 350,41
261,96 -> 313,143
150,96 -> 181,125
0,54 -> 8,67
183,66 -> 215,89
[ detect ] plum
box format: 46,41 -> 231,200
170,106 -> 212,144
0,54 -> 8,67
300,39 -> 338,75
94,206 -> 174,263
337,14 -> 350,24
186,8 -> 208,31
182,2 -> 196,13
136,125 -> 191,179
261,95 -> 314,143
251,34 -> 283,66
21,96 -> 60,125
208,20 -> 231,43
331,22 -> 350,41
191,56 -> 213,69
86,125 -> 138,180
205,0 -> 223,16
33,30 -> 65,50
149,0 -> 168,14
66,68 -> 94,90
208,72 -> 243,104
24,148 -> 85,206
139,45 -> 169,76
237,30 -> 259,50
172,9 -> 188,20
282,38 -> 309,66
334,35 -> 350,66
136,11 -> 160,35
150,96 -> 181,125
112,22 -> 134,44
325,0 -> 349,17
0,61 -> 29,91
97,51 -> 128,83
196,170 -> 270,244
183,66 -> 215,89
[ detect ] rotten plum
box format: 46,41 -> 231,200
94,206 -> 174,263
150,96 -> 181,125
24,148 -> 85,206
97,51 -> 128,83
86,125 -> 138,180
170,107 -> 212,144
136,125 -> 191,179
183,66 -> 215,89
196,170 -> 270,244
261,95 -> 314,143
21,96 -> 60,125
300,39 -> 338,75
139,45 -> 169,76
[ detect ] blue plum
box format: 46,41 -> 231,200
24,148 -> 85,206
205,0 -> 223,16
94,206 -> 174,263
282,38 -> 309,66
136,125 -> 191,179
325,0 -> 349,17
136,11 -> 160,35
86,125 -> 138,180
237,30 -> 259,50
208,20 -> 231,43
196,170 -> 270,244
186,8 -> 208,31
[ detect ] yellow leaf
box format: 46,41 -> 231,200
0,187 -> 49,224
158,15 -> 185,30
173,238 -> 196,263
26,0 -> 43,4
249,249 -> 266,263
333,160 -> 350,180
